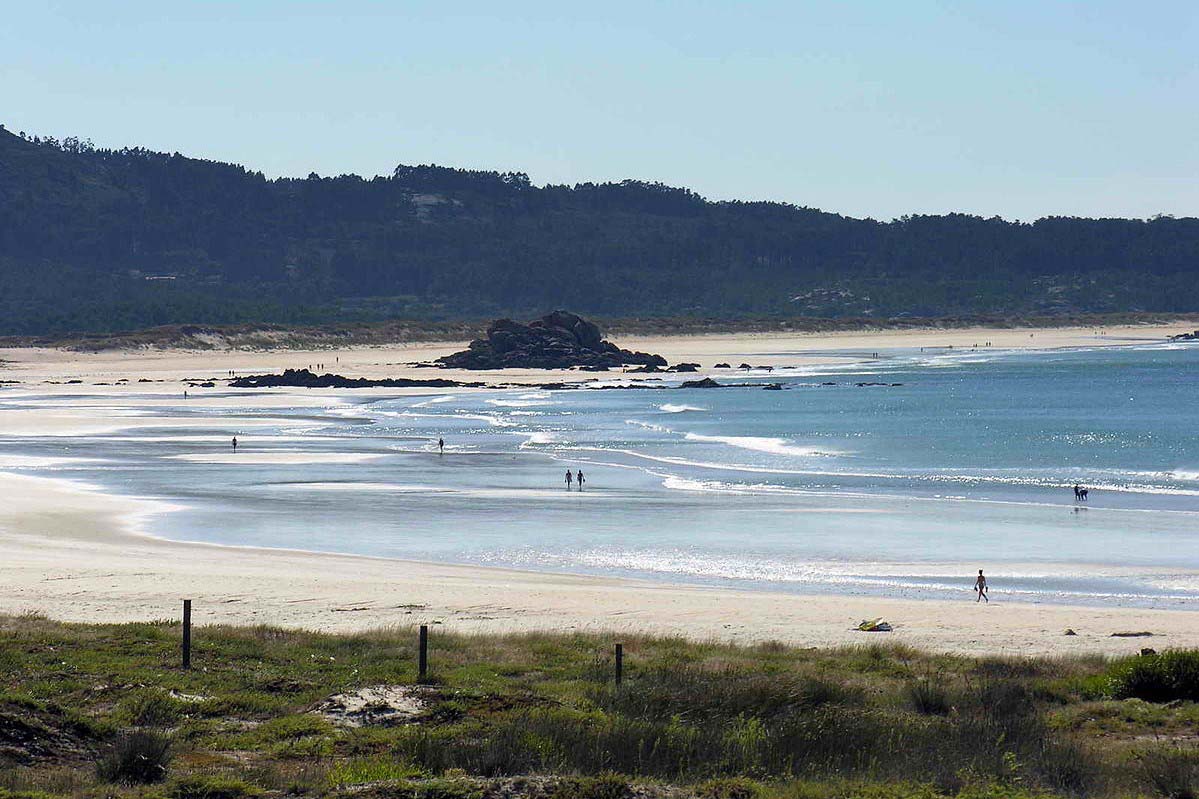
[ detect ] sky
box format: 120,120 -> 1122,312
2,1 -> 1197,221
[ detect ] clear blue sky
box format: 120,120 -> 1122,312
3,1 -> 1197,220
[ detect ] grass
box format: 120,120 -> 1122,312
1,614 -> 1197,798
1109,651 -> 1199,703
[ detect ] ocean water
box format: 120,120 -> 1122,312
3,341 -> 1199,609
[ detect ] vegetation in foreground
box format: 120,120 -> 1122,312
2,614 -> 1198,799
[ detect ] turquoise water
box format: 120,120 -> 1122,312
3,341 -> 1198,608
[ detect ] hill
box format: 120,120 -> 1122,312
2,125 -> 1198,335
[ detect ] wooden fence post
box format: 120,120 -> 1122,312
418,624 -> 428,682
182,599 -> 192,669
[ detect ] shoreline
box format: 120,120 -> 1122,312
0,320 -> 1194,393
3,469 -> 1199,657
3,313 -> 1196,353
2,324 -> 1198,655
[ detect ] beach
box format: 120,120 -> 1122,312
2,320 -> 1198,656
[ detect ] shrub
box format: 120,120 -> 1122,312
95,730 -> 173,784
116,690 -> 187,727
168,774 -> 262,799
1110,651 -> 1199,703
549,774 -> 633,799
693,776 -> 762,798
1137,749 -> 1199,799
325,757 -> 425,788
907,680 -> 951,715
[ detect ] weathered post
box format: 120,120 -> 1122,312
615,642 -> 623,686
418,624 -> 428,682
182,599 -> 192,669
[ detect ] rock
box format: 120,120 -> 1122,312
434,311 -> 667,371
669,363 -> 700,372
230,369 -> 484,389
714,362 -> 731,368
739,363 -> 752,369
1110,631 -> 1154,637
679,377 -> 724,389
1064,629 -> 1077,636
312,685 -> 436,728
627,364 -> 665,373
1140,648 -> 1157,656
763,383 -> 783,391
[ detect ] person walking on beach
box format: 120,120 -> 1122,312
975,569 -> 989,603
576,469 -> 585,490
565,469 -> 573,489
438,437 -> 444,454
231,436 -> 238,451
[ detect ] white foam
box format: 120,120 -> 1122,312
519,431 -> 558,447
683,432 -> 839,458
0,455 -> 102,469
282,482 -> 445,493
486,398 -> 555,408
659,403 -> 706,413
410,395 -> 457,408
169,451 -> 386,465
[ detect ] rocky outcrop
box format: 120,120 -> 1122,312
435,311 -> 667,370
230,369 -> 484,389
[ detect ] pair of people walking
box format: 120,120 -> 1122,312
565,469 -> 585,490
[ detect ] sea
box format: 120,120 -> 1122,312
3,341 -> 1198,609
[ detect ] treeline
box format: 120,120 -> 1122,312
1,125 -> 1197,334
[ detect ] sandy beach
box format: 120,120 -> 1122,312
1,321 -> 1197,655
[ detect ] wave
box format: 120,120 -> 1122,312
486,398 -> 555,408
410,395 -> 457,408
658,403 -> 706,413
625,419 -> 675,434
683,432 -> 841,458
577,447 -> 1199,499
528,549 -> 1199,602
519,431 -> 559,447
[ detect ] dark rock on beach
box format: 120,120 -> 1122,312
230,368 -> 484,389
435,311 -> 668,370
679,377 -> 724,389
714,362 -> 731,368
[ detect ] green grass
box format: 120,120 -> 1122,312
1,614 -> 1197,798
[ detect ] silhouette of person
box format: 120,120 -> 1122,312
576,470 -> 585,490
1073,484 -> 1081,501
438,437 -> 444,454
231,436 -> 238,451
975,570 -> 988,603
565,469 -> 573,488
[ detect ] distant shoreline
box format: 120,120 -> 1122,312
0,311 -> 1195,353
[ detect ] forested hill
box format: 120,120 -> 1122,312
2,125 -> 1198,335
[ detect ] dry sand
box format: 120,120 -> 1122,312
1,321 -> 1197,655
